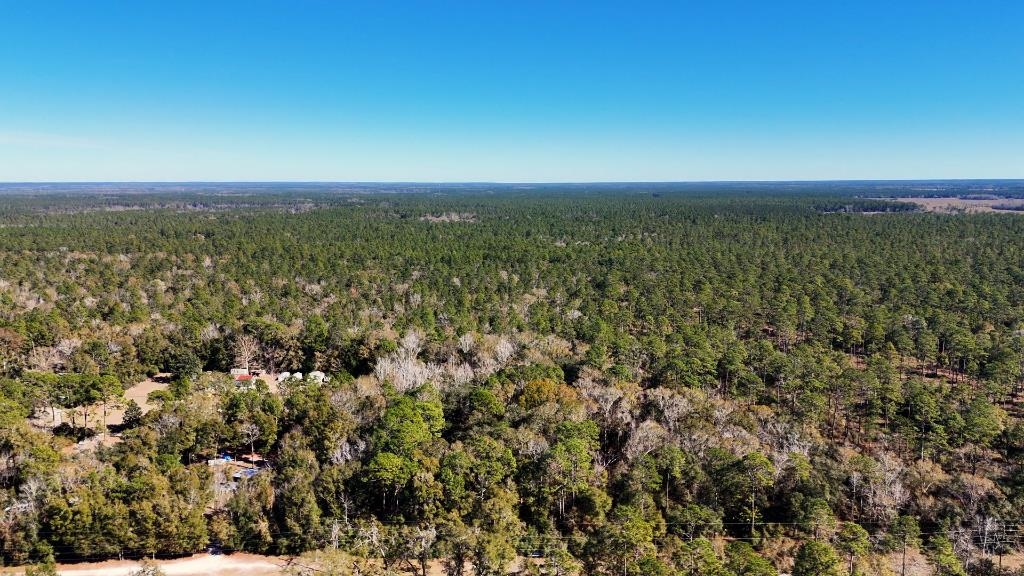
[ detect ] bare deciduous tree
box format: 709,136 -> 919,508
494,338 -> 516,364
240,421 -> 261,458
233,334 -> 261,371
624,420 -> 668,462
458,332 -> 476,354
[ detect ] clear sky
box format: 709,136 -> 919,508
1,1 -> 1022,182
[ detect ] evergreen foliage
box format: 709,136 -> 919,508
1,184 -> 1023,573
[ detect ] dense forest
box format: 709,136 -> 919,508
2,183 -> 1024,575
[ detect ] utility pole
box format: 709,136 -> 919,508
996,535 -> 1004,576
901,537 -> 907,576
750,488 -> 756,537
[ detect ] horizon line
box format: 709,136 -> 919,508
2,178 -> 1024,186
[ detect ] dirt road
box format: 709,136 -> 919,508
2,553 -> 285,576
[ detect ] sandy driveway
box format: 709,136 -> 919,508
2,553 -> 286,576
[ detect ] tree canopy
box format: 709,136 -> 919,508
2,183 -> 1024,574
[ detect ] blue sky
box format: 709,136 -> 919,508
1,1 -> 1022,181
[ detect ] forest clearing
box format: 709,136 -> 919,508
891,196 -> 1024,213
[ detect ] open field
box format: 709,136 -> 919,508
104,373 -> 171,426
891,196 -> 1024,213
